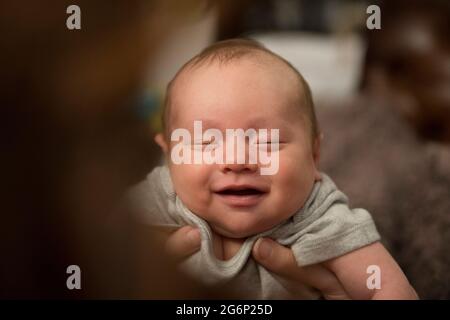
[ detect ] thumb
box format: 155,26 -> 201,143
252,238 -> 298,278
252,238 -> 351,299
165,225 -> 201,260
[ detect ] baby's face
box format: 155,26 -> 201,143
164,59 -> 321,238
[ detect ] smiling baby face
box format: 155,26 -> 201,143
156,40 -> 321,238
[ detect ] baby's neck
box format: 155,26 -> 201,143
211,230 -> 246,261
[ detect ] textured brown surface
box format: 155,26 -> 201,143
318,95 -> 450,299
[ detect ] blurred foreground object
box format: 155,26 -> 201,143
0,0 -> 222,298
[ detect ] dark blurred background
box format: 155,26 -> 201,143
1,0 -> 449,299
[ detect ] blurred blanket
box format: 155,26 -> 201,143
318,95 -> 450,299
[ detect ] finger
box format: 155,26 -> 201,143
297,264 -> 351,300
253,238 -> 351,299
165,225 -> 201,260
252,238 -> 299,278
253,238 -> 323,283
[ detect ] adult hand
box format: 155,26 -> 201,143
253,238 -> 351,300
163,225 -> 201,261
161,228 -> 350,299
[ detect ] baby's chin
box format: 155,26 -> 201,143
211,227 -> 251,239
210,221 -> 273,239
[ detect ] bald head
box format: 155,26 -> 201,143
162,39 -> 319,141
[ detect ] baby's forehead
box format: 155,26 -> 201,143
178,52 -> 299,85
166,53 -> 309,133
172,56 -> 302,104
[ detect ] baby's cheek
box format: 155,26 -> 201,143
171,164 -> 212,208
274,155 -> 314,205
276,154 -> 303,184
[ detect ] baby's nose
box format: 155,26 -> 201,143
221,162 -> 259,174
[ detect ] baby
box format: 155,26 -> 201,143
129,39 -> 417,299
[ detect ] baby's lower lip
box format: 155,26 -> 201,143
214,192 -> 266,207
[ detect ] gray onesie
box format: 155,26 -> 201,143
128,166 -> 380,299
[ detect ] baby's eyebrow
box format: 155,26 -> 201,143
246,118 -> 276,128
246,117 -> 292,130
198,119 -> 221,129
190,117 -> 292,132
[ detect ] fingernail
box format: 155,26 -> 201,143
187,228 -> 201,246
257,239 -> 273,260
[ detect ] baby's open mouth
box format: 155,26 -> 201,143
214,185 -> 268,207
216,188 -> 264,196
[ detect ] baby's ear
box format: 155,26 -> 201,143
154,133 -> 169,155
313,133 -> 323,180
